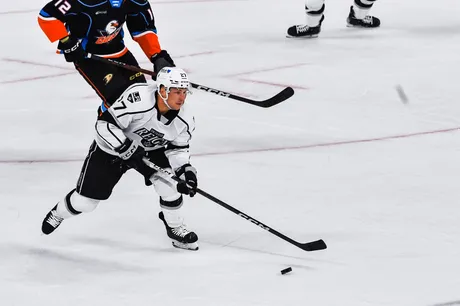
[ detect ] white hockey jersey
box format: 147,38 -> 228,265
95,83 -> 195,171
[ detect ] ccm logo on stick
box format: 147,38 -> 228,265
238,213 -> 270,231
196,86 -> 231,97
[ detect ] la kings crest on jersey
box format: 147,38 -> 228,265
97,83 -> 194,154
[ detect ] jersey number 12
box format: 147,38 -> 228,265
54,0 -> 71,14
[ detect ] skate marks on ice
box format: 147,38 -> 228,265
0,241 -> 150,284
201,239 -> 319,273
432,301 -> 460,306
69,235 -> 164,254
200,233 -> 342,269
222,63 -> 311,91
57,234 -> 194,256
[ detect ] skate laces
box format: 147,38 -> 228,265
171,224 -> 191,238
47,210 -> 63,227
362,15 -> 373,24
296,25 -> 310,33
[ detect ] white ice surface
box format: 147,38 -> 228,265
1,0 -> 460,305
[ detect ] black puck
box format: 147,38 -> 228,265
280,267 -> 292,275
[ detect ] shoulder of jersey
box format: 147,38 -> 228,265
119,83 -> 154,111
125,0 -> 149,4
78,0 -> 107,6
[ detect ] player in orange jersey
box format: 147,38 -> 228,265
38,0 -> 175,109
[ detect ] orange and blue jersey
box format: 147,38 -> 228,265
38,0 -> 162,59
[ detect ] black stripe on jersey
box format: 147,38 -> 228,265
95,123 -> 114,149
124,83 -> 149,93
94,122 -> 122,149
107,123 -> 124,145
96,111 -> 123,148
165,143 -> 190,152
162,109 -> 179,123
99,109 -> 121,128
113,101 -> 127,111
176,115 -> 192,140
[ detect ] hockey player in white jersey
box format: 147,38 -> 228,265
41,67 -> 199,251
287,0 -> 380,38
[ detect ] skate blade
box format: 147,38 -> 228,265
286,34 -> 319,39
172,240 -> 199,251
346,24 -> 365,28
346,22 -> 380,28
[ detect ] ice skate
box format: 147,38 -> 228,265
286,16 -> 325,38
42,205 -> 64,235
159,211 -> 198,251
346,6 -> 380,28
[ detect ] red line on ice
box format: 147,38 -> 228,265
224,63 -> 309,90
225,63 -> 310,77
137,50 -> 217,66
194,127 -> 460,157
238,78 -> 308,90
2,58 -> 72,70
1,127 -> 459,164
175,51 -> 216,58
0,72 -> 76,84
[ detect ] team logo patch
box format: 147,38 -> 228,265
134,127 -> 167,148
103,73 -> 113,85
127,91 -> 141,103
105,20 -> 119,35
95,20 -> 122,44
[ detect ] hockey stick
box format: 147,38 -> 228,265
143,158 -> 327,252
86,53 -> 294,108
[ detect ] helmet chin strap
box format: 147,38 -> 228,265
158,88 -> 173,110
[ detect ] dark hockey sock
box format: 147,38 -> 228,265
65,189 -> 82,215
159,196 -> 184,228
305,3 -> 325,27
159,195 -> 183,210
352,0 -> 379,20
305,3 -> 325,15
353,0 -> 377,10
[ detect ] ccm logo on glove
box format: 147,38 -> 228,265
116,139 -> 139,160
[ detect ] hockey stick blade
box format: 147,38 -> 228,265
192,84 -> 295,108
298,239 -> 327,251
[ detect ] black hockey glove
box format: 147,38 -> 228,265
115,138 -> 155,186
58,36 -> 86,63
151,50 -> 175,80
175,164 -> 198,197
